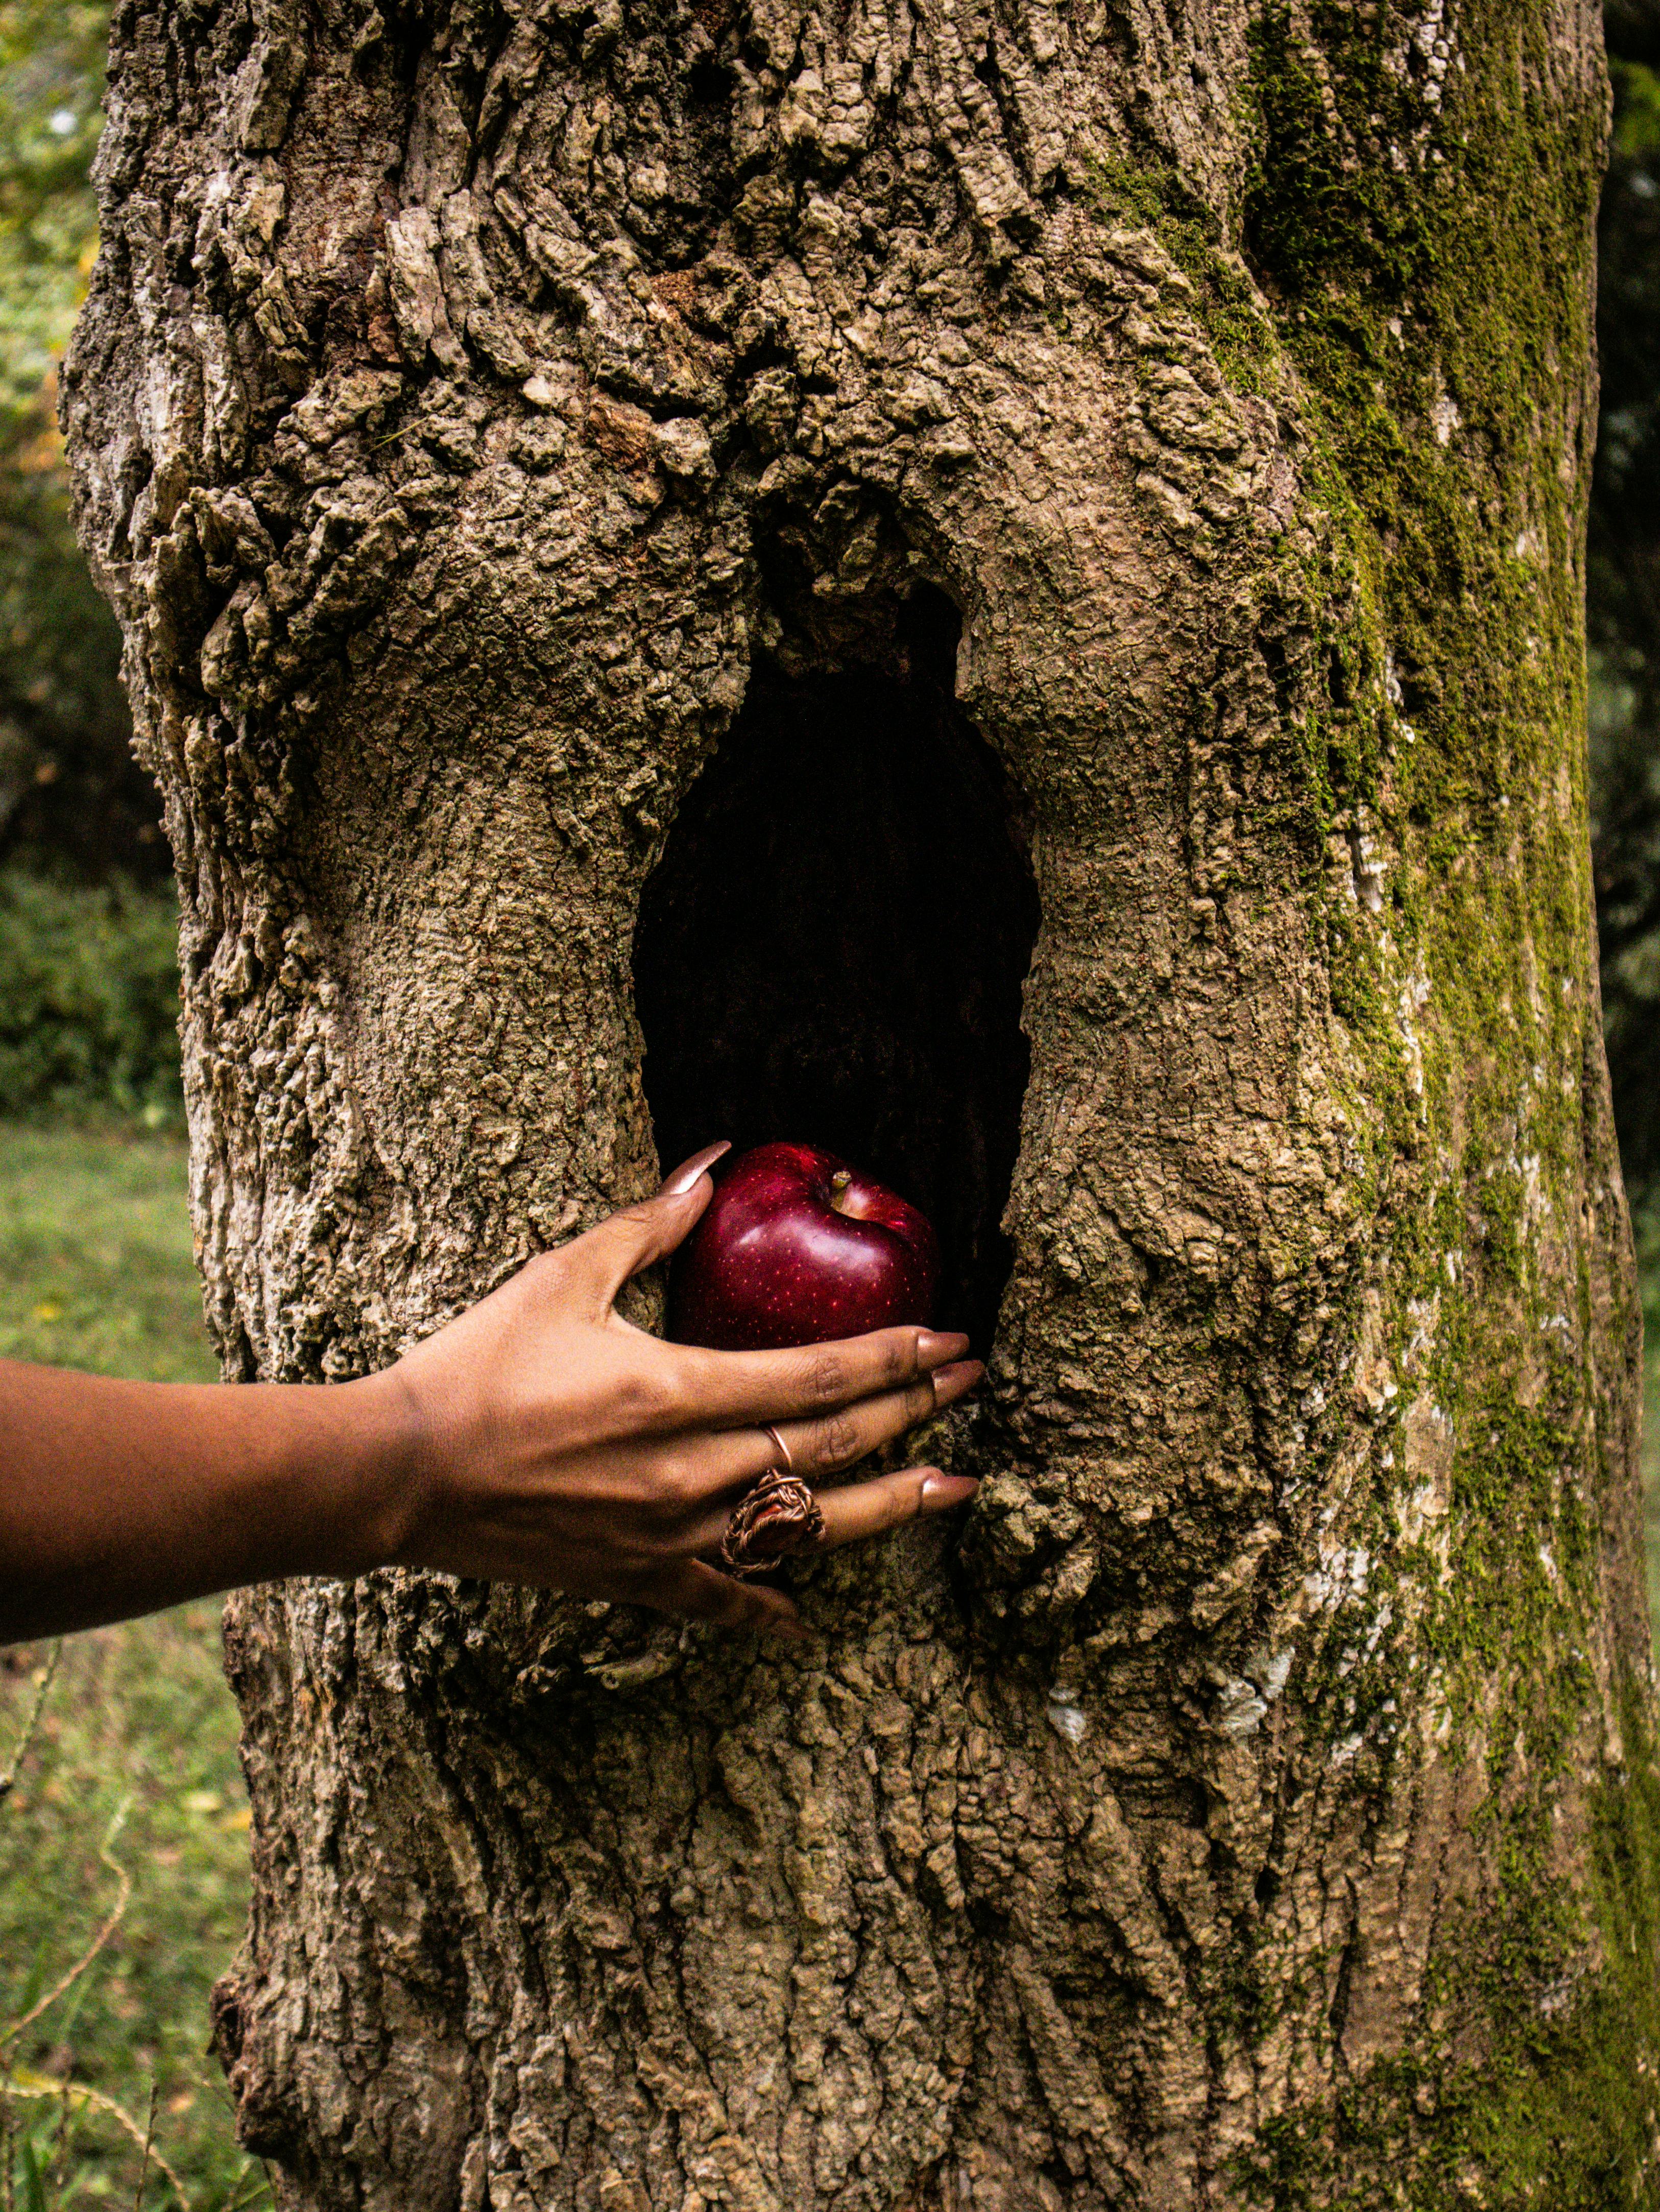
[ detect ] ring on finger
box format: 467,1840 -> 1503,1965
719,1424 -> 822,1579
717,1471 -> 825,1577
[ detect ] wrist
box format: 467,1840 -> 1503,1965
314,1366 -> 429,1578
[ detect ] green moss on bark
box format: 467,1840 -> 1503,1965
1186,2 -> 1659,2197
1238,1678 -> 1660,2208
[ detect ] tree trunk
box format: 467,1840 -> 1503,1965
63,0 -> 1659,2202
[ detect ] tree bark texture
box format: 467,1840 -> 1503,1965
63,0 -> 1660,2203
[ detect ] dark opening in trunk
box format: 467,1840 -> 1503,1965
633,588 -> 1040,1355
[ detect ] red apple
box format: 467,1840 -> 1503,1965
668,1141 -> 941,1351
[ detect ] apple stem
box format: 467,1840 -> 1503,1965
829,1170 -> 854,1215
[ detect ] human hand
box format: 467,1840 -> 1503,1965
368,1144 -> 982,1639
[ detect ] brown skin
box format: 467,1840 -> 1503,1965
0,1144 -> 980,1646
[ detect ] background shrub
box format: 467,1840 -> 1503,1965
0,864 -> 181,1116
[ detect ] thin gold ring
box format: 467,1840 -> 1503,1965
761,1422 -> 793,1472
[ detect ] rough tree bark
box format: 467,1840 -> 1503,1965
62,0 -> 1660,2203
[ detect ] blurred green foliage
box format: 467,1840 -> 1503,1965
0,0 -> 165,888
1593,20 -> 1660,1264
0,0 -> 103,418
1,1 -> 180,1122
0,865 -> 181,1119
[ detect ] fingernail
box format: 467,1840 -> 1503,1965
920,1473 -> 979,1513
930,1359 -> 985,1399
659,1140 -> 731,1197
917,1329 -> 971,1366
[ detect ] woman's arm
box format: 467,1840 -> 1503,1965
0,1358 -> 414,1645
0,1145 -> 981,1645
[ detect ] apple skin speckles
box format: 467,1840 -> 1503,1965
667,1141 -> 940,1351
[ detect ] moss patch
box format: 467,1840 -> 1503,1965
1184,2 -> 1660,2196
1237,1675 -> 1660,2209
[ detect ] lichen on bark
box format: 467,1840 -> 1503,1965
62,0 -> 1658,2203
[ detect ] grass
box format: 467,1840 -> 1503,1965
0,1120 -> 214,1382
0,1117 -> 257,2208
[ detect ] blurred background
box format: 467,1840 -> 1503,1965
1,1 -> 1657,2201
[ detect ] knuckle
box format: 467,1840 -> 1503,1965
803,1349 -> 850,1408
652,1364 -> 693,1424
812,1411 -> 861,1470
886,1330 -> 918,1386
618,1367 -> 684,1432
527,1247 -> 579,1300
643,1457 -> 690,1519
677,1348 -> 726,1419
868,1479 -> 915,1537
654,1448 -> 715,1523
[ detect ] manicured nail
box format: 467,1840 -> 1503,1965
930,1359 -> 985,1401
917,1330 -> 971,1366
920,1473 -> 979,1514
659,1140 -> 731,1197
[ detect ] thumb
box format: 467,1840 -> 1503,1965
567,1141 -> 730,1305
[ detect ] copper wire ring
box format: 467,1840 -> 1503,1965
718,1422 -> 824,1579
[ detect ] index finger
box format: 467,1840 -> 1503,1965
668,1326 -> 972,1430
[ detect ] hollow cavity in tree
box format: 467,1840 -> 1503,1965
634,587 -> 1040,1356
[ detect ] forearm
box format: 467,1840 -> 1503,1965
0,1360 -> 416,1643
